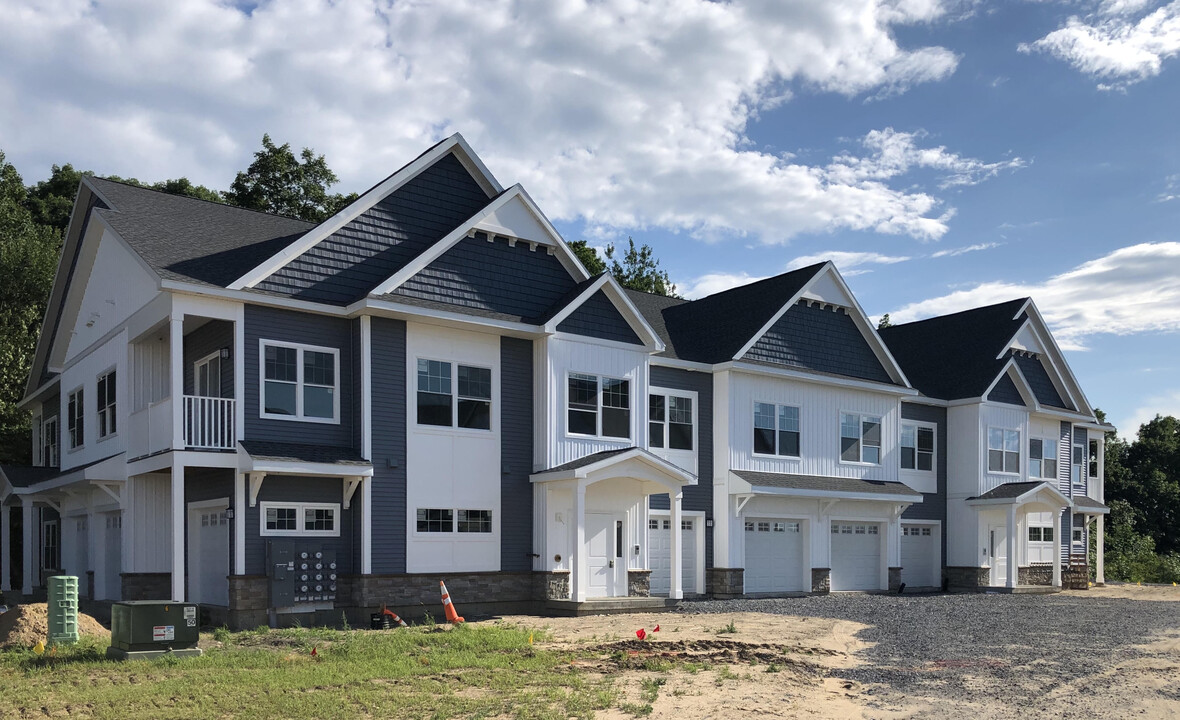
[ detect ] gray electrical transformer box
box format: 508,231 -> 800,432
267,540 -> 339,608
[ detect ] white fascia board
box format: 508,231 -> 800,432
722,360 -> 919,396
902,395 -> 950,407
746,485 -> 924,504
162,280 -> 352,316
530,449 -> 695,485
1015,300 -> 1092,416
1073,502 -> 1110,514
450,134 -> 505,196
544,275 -> 665,352
356,298 -> 543,335
246,461 -> 375,478
650,356 -> 713,371
229,133 -> 499,291
511,185 -> 592,281
16,377 -> 62,411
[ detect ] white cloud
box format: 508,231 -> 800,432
1119,389 -> 1180,439
1158,173 -> 1180,202
785,250 -> 912,272
930,241 -> 1002,257
1021,0 -> 1180,88
0,0 -> 1014,245
679,271 -> 768,300
886,241 -> 1180,350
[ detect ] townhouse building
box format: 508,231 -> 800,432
0,135 -> 1110,626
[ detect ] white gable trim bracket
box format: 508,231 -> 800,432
91,480 -> 125,508
228,133 -> 504,291
542,274 -> 665,353
342,476 -> 363,510
248,472 -> 266,507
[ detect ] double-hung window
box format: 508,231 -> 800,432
1029,438 -> 1058,479
1088,439 -> 1100,480
840,412 -> 881,464
988,428 -> 1020,474
261,341 -> 339,422
96,369 -> 117,439
754,403 -> 800,457
67,388 -> 84,450
416,360 -> 492,430
42,416 -> 59,466
1071,441 -> 1085,486
649,392 -> 693,450
900,423 -> 934,471
567,373 -> 629,439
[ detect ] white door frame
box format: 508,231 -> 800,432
650,509 -> 705,595
193,351 -> 223,398
988,523 -> 1008,587
188,497 -> 230,606
585,511 -> 625,597
900,519 -> 942,589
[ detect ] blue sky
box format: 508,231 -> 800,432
1,0 -> 1178,437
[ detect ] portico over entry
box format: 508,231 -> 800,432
531,448 -> 696,602
967,481 -> 1071,589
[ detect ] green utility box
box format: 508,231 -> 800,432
106,601 -> 203,660
47,576 -> 79,645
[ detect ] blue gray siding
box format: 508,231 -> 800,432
243,475 -> 355,576
183,320 -> 234,397
557,290 -> 642,345
742,301 -> 892,384
500,337 -> 534,572
987,374 -> 1026,406
243,304 -> 357,448
369,317 -> 407,574
256,153 -> 491,305
647,366 -> 714,570
391,234 -> 578,320
1014,354 -> 1068,409
900,403 -> 948,576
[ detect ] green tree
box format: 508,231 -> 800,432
877,313 -> 892,330
224,134 -> 353,222
604,238 -> 678,297
1119,415 -> 1180,554
568,240 -> 606,275
24,163 -> 88,234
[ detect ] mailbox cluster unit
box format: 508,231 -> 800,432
267,540 -> 339,607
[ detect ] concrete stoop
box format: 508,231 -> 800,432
544,597 -> 680,617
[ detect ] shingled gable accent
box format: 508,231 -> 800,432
995,303 -> 1088,413
228,133 -> 502,292
541,274 -> 664,351
987,371 -> 1028,407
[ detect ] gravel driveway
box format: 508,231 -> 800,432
679,589 -> 1180,717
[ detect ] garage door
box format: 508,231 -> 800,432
901,524 -> 937,588
188,502 -> 230,606
744,518 -> 805,593
830,522 -> 882,591
649,517 -> 699,595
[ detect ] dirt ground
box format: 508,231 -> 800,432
0,603 -> 111,649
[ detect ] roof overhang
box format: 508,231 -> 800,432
966,481 -> 1071,509
1072,497 -> 1110,514
728,471 -> 923,504
721,360 -> 919,396
5,454 -> 127,497
236,446 -> 373,478
530,448 -> 696,493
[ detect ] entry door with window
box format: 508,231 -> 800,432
586,513 -> 625,597
195,353 -> 222,398
989,525 -> 1008,587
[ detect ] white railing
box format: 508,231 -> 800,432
183,396 -> 236,450
127,398 -> 173,459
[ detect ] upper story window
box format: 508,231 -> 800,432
900,423 -> 934,472
754,403 -> 800,457
195,352 -> 222,398
840,412 -> 881,464
96,369 -> 117,439
67,388 -> 84,450
1071,441 -> 1085,485
261,340 -> 339,423
1088,439 -> 1099,479
40,415 -> 59,467
987,428 -> 1020,474
568,373 -> 629,439
1029,438 -> 1058,479
416,359 -> 492,430
649,392 -> 693,451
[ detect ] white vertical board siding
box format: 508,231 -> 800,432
979,404 -> 1030,495
404,322 -> 501,573
545,336 -> 648,468
728,372 -> 900,482
59,330 -> 129,471
946,404 -> 982,567
127,473 -> 171,572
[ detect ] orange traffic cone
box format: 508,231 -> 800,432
381,605 -> 408,628
440,580 -> 465,624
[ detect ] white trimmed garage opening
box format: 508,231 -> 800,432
743,516 -> 809,594
829,520 -> 885,591
187,497 -> 230,607
900,521 -> 941,590
648,510 -> 705,596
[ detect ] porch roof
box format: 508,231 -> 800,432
1,455 -> 123,497
530,447 -> 695,488
237,441 -> 373,478
1071,495 -> 1110,514
965,481 -> 1070,508
730,469 -> 922,502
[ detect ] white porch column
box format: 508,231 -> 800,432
21,498 -> 35,595
1,502 -> 11,593
170,316 -> 185,450
233,473 -> 246,575
670,491 -> 683,600
1095,514 -> 1105,585
572,483 -> 586,602
171,460 -> 185,601
1051,508 -> 1062,588
712,371 -> 731,568
1006,504 -> 1018,588
361,477 -> 372,575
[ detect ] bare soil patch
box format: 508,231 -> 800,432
1069,583 -> 1180,602
0,604 -> 110,649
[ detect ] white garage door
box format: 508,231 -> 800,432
744,518 -> 805,593
830,522 -> 882,591
901,524 -> 937,588
649,517 -> 699,595
101,513 -> 122,601
188,502 -> 230,606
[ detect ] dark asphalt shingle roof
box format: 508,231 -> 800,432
731,469 -> 923,498
239,441 -> 371,466
968,481 -> 1048,501
0,465 -> 61,489
878,298 -> 1029,401
1072,496 -> 1110,511
534,447 -> 692,476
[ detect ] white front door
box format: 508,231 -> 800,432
744,518 -> 806,593
188,501 -> 230,606
830,522 -> 883,591
989,525 -> 1008,587
649,516 -> 699,596
194,353 -> 222,398
586,512 -> 623,598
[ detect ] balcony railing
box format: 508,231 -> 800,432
128,398 -> 173,459
183,396 -> 236,450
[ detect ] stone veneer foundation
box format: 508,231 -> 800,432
1018,564 -> 1053,586
888,567 -> 902,593
945,566 -> 990,589
811,568 -> 831,594
627,569 -> 651,597
707,568 -> 744,598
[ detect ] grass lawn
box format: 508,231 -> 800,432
0,621 -> 622,720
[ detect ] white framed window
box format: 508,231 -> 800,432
458,509 -> 493,533
903,526 -> 933,537
649,391 -> 694,451
260,340 -> 339,423
96,368 -> 117,439
32,413 -> 42,465
1029,438 -> 1058,479
415,359 -> 492,430
41,519 -> 60,571
1073,527 -> 1084,543
1028,526 -> 1055,542
415,508 -> 494,534
260,502 -> 340,537
1088,439 -> 1100,479
753,403 -> 800,457
194,352 -> 222,398
900,423 -> 934,471
840,412 -> 881,464
567,373 -> 629,439
1071,441 -> 1085,485
67,388 -> 84,450
987,427 -> 1020,474
757,521 -> 770,532
42,416 -> 59,466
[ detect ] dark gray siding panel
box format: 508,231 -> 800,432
743,301 -> 892,383
500,337 -> 534,572
646,366 -> 713,570
392,234 -> 578,320
256,153 -> 491,305
900,403 -> 948,575
1014,354 -> 1068,409
987,374 -> 1026,406
182,320 -> 234,398
42,391 -> 61,423
243,475 -> 356,576
557,290 -> 642,345
369,317 -> 407,574
243,304 -> 356,448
